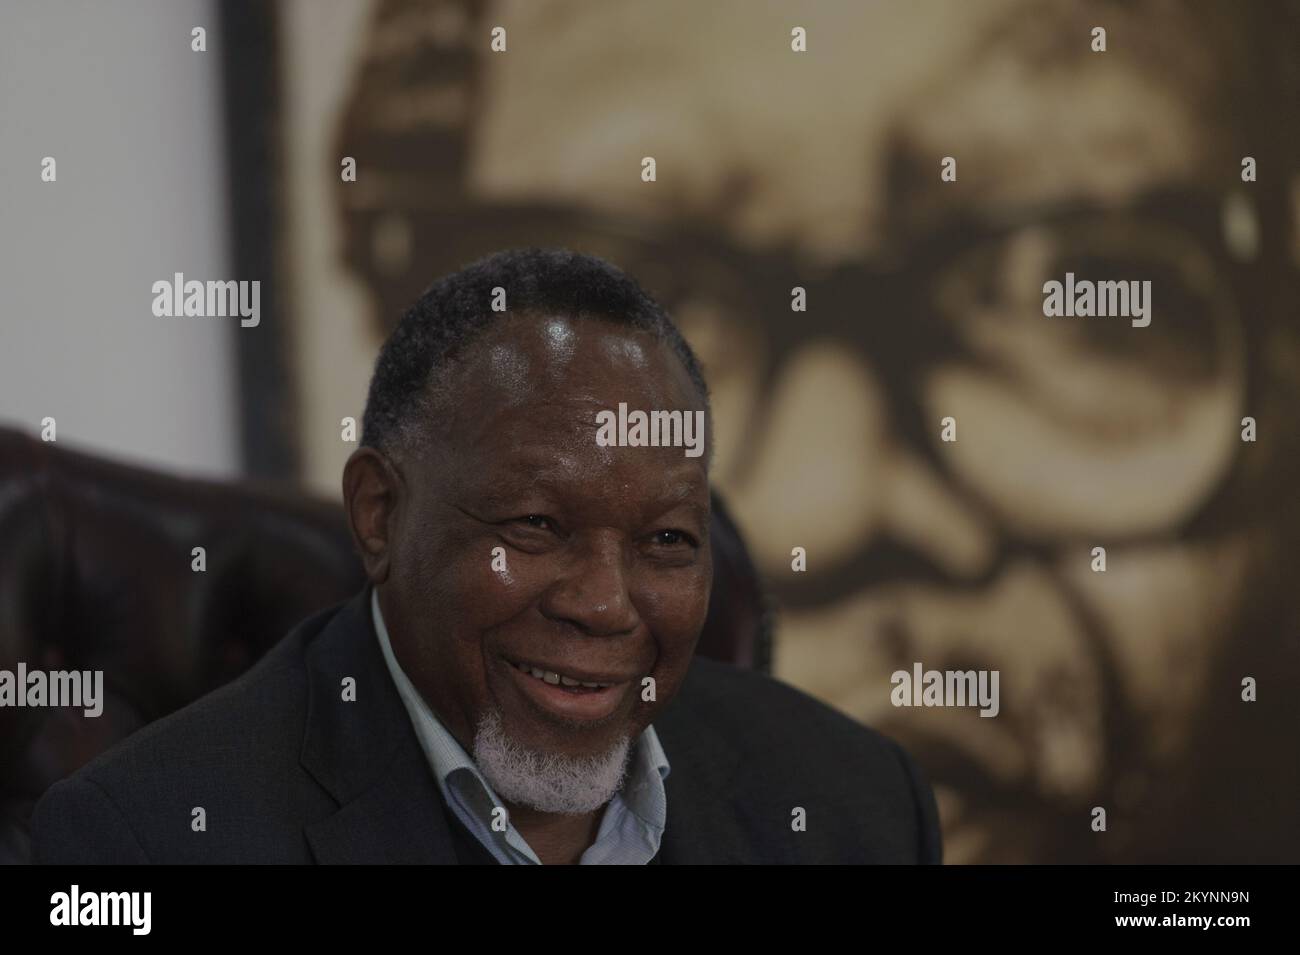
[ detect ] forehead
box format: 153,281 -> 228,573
427,312 -> 704,465
471,0 -> 1222,261
453,312 -> 692,398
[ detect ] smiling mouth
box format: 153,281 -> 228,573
503,656 -> 627,691
500,655 -> 633,722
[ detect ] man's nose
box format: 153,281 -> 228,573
538,534 -> 641,637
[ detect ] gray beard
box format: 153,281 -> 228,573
472,707 -> 631,815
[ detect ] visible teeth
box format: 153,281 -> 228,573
513,661 -> 612,688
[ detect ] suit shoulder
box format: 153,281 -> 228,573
60,606 -> 326,797
30,602 -> 355,863
666,657 -> 943,862
675,655 -> 901,765
32,774 -> 151,864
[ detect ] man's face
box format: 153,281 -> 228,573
377,314 -> 712,763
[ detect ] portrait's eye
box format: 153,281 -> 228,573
517,515 -> 553,531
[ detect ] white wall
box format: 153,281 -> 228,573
0,0 -> 238,477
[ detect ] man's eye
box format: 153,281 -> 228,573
515,515 -> 553,531
652,529 -> 696,548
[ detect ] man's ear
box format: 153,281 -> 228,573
342,446 -> 404,584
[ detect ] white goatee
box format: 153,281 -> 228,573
472,707 -> 631,815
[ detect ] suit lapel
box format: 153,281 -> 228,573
652,661 -> 752,864
299,586 -> 459,864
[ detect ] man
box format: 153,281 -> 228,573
32,248 -> 941,864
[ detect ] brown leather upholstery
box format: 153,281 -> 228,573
0,425 -> 771,863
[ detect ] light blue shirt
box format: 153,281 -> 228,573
371,589 -> 670,864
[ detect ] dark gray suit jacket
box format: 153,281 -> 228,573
31,588 -> 942,864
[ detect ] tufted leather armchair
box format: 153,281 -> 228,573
0,425 -> 771,864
